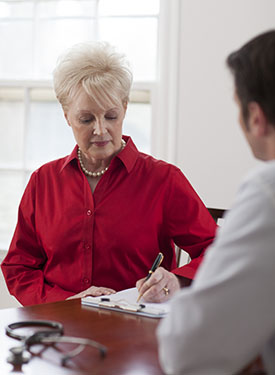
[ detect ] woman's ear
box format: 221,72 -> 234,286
64,112 -> 71,127
123,101 -> 128,118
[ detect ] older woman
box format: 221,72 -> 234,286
1,42 -> 217,306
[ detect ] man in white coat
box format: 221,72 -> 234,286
157,30 -> 275,375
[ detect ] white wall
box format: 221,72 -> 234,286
156,0 -> 275,209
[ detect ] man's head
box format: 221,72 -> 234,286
227,30 -> 275,160
227,30 -> 275,125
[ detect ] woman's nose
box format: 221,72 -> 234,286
93,119 -> 107,135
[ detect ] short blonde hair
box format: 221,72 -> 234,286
53,41 -> 133,111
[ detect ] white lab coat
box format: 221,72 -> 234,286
157,161 -> 275,375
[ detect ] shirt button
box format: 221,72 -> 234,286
83,278 -> 90,284
87,209 -> 92,216
85,244 -> 90,250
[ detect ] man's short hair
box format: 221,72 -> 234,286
227,30 -> 275,125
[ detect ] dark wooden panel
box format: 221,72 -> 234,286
207,207 -> 226,223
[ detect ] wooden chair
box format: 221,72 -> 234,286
207,207 -> 226,223
176,207 -> 227,267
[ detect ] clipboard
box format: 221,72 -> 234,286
81,287 -> 170,319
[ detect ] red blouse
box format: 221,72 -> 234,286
1,136 -> 217,305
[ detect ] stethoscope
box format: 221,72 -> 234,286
5,320 -> 107,367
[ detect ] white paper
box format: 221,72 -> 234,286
81,287 -> 171,318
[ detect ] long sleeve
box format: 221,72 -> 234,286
157,164 -> 275,374
1,173 -> 73,305
165,168 -> 217,279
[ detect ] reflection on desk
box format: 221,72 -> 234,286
0,299 -> 163,375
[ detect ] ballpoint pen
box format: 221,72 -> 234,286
136,252 -> 164,302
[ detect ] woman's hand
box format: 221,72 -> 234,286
67,286 -> 116,300
136,267 -> 180,303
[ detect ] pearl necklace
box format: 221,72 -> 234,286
78,139 -> 126,177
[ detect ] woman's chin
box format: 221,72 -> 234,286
86,149 -> 114,162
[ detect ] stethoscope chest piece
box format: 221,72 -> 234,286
7,346 -> 31,365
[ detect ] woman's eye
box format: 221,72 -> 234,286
105,116 -> 117,120
79,118 -> 93,124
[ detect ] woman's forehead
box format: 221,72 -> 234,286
70,86 -> 122,111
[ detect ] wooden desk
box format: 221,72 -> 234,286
0,299 -> 163,375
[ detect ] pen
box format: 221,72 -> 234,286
136,252 -> 164,302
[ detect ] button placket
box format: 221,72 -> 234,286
83,177 -> 95,290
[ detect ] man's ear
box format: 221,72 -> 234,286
247,102 -> 268,136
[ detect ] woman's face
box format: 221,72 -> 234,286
64,88 -> 127,163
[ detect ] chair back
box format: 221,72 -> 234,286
207,207 -> 226,223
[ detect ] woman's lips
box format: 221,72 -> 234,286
92,140 -> 110,147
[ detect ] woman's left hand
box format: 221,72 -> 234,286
67,286 -> 116,300
136,267 -> 180,303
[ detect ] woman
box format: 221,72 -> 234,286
1,42 -> 217,306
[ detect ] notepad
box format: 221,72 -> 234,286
81,287 -> 170,318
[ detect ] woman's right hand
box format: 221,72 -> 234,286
67,286 -> 116,300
